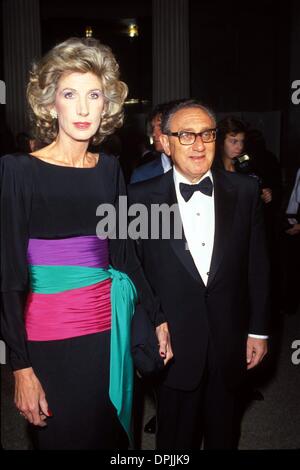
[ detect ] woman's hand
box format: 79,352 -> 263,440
14,367 -> 51,427
261,188 -> 272,204
155,322 -> 174,366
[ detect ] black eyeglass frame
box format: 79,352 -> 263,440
167,128 -> 218,145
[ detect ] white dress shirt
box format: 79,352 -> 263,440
286,168 -> 300,215
173,167 -> 268,340
174,167 -> 214,286
161,153 -> 172,173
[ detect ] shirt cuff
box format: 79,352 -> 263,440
248,334 -> 269,339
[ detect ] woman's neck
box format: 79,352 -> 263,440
31,134 -> 97,168
223,156 -> 235,172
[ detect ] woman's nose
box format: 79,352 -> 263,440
77,98 -> 89,116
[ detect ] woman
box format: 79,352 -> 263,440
216,116 -> 272,204
216,115 -> 247,172
0,37 -> 170,450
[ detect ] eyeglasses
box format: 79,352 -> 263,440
167,128 -> 217,145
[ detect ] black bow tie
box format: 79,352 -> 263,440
179,176 -> 213,202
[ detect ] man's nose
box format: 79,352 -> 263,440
153,129 -> 162,140
192,134 -> 205,151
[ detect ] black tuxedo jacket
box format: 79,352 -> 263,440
128,169 -> 270,391
130,153 -> 165,184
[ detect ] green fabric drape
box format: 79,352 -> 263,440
29,263 -> 137,442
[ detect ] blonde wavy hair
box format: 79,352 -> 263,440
27,37 -> 128,145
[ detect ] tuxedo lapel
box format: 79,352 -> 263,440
150,171 -> 204,285
207,170 -> 237,287
170,236 -> 204,286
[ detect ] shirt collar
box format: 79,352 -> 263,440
161,153 -> 172,172
173,166 -> 213,188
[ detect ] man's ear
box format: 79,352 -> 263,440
159,134 -> 171,156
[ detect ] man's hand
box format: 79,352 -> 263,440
155,322 -> 174,365
14,367 -> 51,427
246,337 -> 268,370
286,223 -> 300,236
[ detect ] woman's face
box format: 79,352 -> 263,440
53,71 -> 105,143
223,132 -> 245,159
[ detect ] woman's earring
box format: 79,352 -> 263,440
50,109 -> 58,120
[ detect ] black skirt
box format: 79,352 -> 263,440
27,330 -> 127,450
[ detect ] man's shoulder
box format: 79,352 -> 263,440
135,151 -> 160,168
137,157 -> 162,172
213,168 -> 259,195
128,170 -> 173,200
130,155 -> 163,183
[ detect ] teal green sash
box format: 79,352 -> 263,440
29,265 -> 105,293
28,264 -> 137,443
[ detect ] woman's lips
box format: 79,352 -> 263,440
73,122 -> 91,130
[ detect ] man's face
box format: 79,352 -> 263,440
223,132 -> 245,159
160,107 -> 216,183
151,114 -> 164,153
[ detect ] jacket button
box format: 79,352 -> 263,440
205,292 -> 209,299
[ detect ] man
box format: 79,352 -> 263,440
128,99 -> 269,449
130,104 -> 172,183
282,168 -> 300,315
130,103 -> 174,440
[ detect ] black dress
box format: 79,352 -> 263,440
0,153 -> 163,450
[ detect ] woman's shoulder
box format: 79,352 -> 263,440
0,154 -> 34,189
99,152 -> 123,178
1,152 -> 32,172
99,152 -> 119,167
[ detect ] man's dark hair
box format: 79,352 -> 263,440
160,99 -> 216,134
147,103 -> 168,125
146,101 -> 180,136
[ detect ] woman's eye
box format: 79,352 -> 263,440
89,92 -> 101,99
64,91 -> 75,99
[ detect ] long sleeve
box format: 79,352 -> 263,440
0,155 -> 32,370
109,158 -> 166,327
